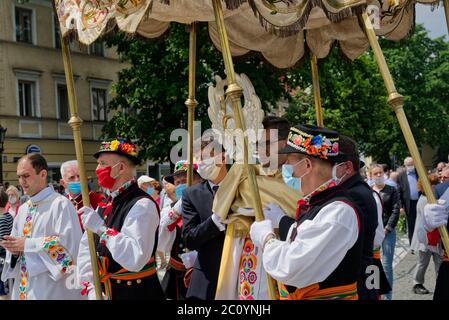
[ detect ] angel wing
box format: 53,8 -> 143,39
207,73 -> 264,162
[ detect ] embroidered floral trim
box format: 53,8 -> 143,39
42,236 -> 73,273
100,227 -> 119,246
238,237 -> 257,300
296,179 -> 337,219
287,127 -> 339,159
81,281 -> 90,296
99,139 -> 138,157
109,179 -> 136,199
19,202 -> 36,300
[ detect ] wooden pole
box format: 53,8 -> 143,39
443,0 -> 449,35
60,37 -> 103,300
212,0 -> 278,300
185,23 -> 198,187
359,12 -> 449,258
311,54 -> 324,127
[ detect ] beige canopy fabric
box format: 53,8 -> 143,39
54,0 -> 417,68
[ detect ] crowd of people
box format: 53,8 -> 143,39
0,117 -> 448,301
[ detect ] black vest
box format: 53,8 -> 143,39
94,183 -> 164,300
287,186 -> 363,292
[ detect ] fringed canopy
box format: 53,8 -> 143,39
54,0 -> 418,68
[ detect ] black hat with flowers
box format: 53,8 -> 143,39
279,124 -> 346,163
94,138 -> 141,165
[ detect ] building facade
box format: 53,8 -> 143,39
0,0 -> 128,187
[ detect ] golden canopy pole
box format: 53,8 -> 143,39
311,54 -> 324,127
359,12 -> 449,257
60,37 -> 103,300
443,0 -> 449,34
211,0 -> 278,300
185,23 -> 198,187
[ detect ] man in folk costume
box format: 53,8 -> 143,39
214,116 -> 298,299
60,160 -> 105,230
423,187 -> 449,300
250,124 -> 363,300
182,138 -> 229,300
77,139 -> 164,300
1,154 -> 83,300
158,160 -> 202,300
333,136 -> 389,299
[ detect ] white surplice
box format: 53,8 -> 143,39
1,186 -> 83,300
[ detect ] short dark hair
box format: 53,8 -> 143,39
339,135 -> 360,171
19,153 -> 48,174
0,189 -> 8,208
262,116 -> 290,141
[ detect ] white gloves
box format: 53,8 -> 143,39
250,220 -> 274,249
211,213 -> 226,232
263,203 -> 286,228
423,200 -> 449,231
79,206 -> 105,235
180,250 -> 198,269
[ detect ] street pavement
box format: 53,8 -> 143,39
392,233 -> 437,300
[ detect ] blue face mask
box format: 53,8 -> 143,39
67,181 -> 81,195
146,187 -> 155,195
282,159 -> 308,193
175,183 -> 187,200
282,164 -> 301,191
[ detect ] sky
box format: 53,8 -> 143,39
415,3 -> 448,39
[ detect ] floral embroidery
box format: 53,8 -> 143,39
109,179 -> 136,199
98,139 -> 138,157
238,237 -> 257,300
287,127 -> 338,159
42,236 -> 73,273
100,227 -> 119,246
19,202 -> 36,300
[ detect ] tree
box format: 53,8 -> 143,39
103,23 -> 286,162
283,24 -> 449,166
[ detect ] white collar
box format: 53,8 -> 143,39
30,185 -> 55,203
208,180 -> 222,191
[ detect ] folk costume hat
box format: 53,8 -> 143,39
94,138 -> 141,165
279,124 -> 346,163
164,160 -> 199,185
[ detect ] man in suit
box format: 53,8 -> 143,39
397,157 -> 419,244
435,166 -> 449,199
182,139 -> 228,300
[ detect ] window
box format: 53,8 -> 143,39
15,7 -> 33,44
18,80 -> 37,117
57,84 -> 69,120
89,41 -> 104,56
91,88 -> 107,121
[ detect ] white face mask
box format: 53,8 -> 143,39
197,156 -> 221,181
332,163 -> 347,185
373,176 -> 385,186
9,196 -> 17,205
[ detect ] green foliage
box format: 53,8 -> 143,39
104,23 -> 449,165
284,25 -> 449,166
103,23 -> 286,162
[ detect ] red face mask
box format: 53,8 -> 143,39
96,162 -> 120,190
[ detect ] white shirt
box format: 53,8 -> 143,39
262,201 -> 359,289
1,186 -> 83,300
77,197 -> 159,293
208,181 -> 226,231
372,191 -> 386,248
158,198 -> 183,253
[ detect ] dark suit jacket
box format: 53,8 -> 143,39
397,169 -> 419,214
435,181 -> 449,199
182,180 -> 225,300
